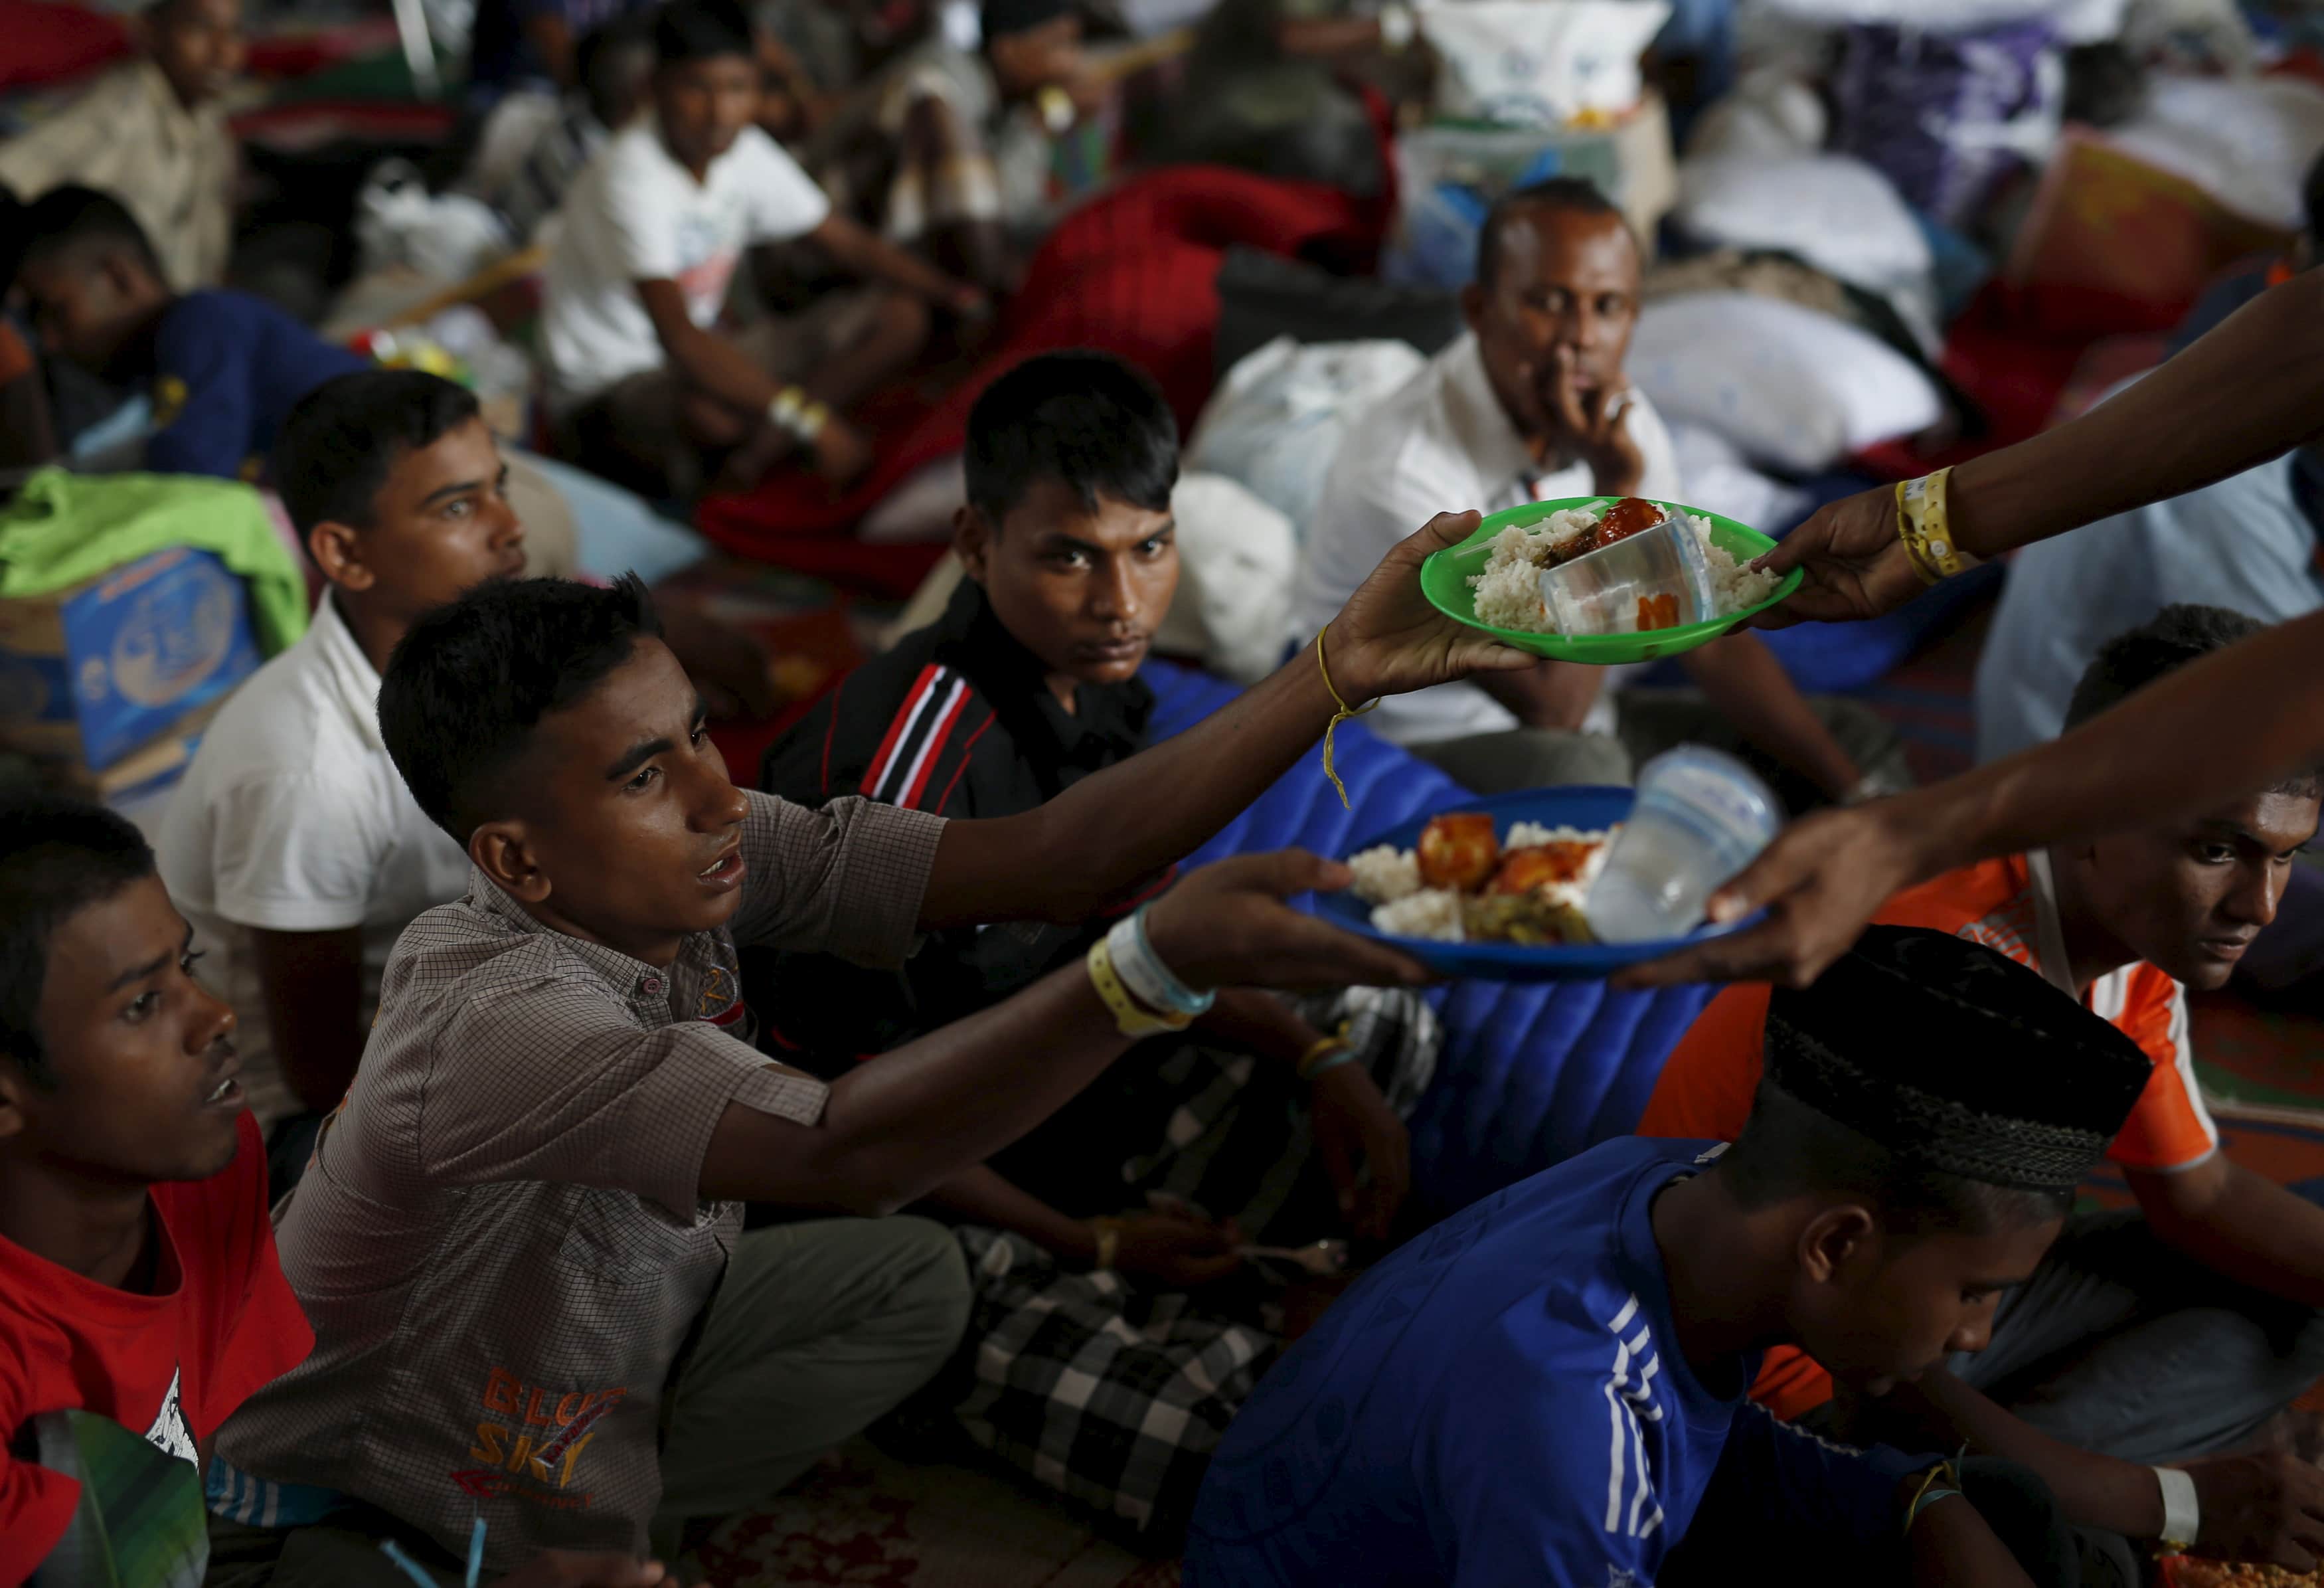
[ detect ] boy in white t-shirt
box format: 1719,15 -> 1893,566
542,0 -> 989,500
157,370 -> 533,1190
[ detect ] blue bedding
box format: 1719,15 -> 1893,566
1145,660 -> 1713,1215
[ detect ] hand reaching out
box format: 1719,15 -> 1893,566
1751,485 -> 1925,629
1325,511 -> 1536,702
2183,1449 -> 2324,1571
1613,798 -> 1933,990
1142,851 -> 1432,996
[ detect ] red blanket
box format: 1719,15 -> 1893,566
0,1 -> 130,92
695,165 -> 1387,596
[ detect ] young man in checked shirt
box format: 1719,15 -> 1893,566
206,509 -> 1532,1579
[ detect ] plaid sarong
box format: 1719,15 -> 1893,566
950,987 -> 1439,1535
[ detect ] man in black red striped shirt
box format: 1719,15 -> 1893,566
752,350 -> 1440,1534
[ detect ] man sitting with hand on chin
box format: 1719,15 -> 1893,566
1290,175 -> 1905,806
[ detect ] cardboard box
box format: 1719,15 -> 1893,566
0,545 -> 262,778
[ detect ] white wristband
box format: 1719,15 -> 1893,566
2153,1466 -> 2199,1550
1106,912 -> 1213,1019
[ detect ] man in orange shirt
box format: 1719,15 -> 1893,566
1642,605 -> 2324,1552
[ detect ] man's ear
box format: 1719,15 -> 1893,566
471,820 -> 550,905
953,505 -> 993,584
1798,1203 -> 1878,1285
307,520 -> 375,592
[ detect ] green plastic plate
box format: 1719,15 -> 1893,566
1418,497 -> 1804,664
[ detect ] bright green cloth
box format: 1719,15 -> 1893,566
0,470 -> 308,654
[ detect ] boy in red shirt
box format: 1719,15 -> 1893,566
3,798 -> 682,1587
0,796 -> 311,1581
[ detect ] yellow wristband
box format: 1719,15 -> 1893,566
1315,624 -> 1377,811
1901,1460 -> 1961,1537
1087,937 -> 1192,1037
1894,468 -> 1978,585
1089,1216 -> 1122,1272
1296,1026 -> 1354,1080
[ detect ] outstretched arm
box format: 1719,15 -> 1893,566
1758,270 -> 2324,627
918,511 -> 1534,929
1900,1368 -> 2324,1571
1621,607 -> 2324,987
701,852 -> 1427,1213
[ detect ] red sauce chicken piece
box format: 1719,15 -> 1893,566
1487,841 -> 1598,895
1416,812 -> 1501,892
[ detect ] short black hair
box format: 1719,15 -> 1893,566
2067,603 -> 2264,729
0,797 -> 157,1087
2068,604 -> 2321,797
380,575 -> 665,842
654,0 -> 754,67
1723,1077 -> 2075,1237
578,13 -> 657,127
1475,175 -> 1629,293
15,185 -> 165,283
274,369 -> 482,539
982,0 -> 1076,42
963,351 -> 1179,527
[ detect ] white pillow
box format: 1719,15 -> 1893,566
2107,74 -> 2324,232
1683,69 -> 1828,164
1185,337 -> 1428,541
1628,293 -> 1944,474
1156,474 -> 1297,685
1414,1 -> 1671,128
1675,152 -> 1931,295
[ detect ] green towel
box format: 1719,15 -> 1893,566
29,1409 -> 208,1588
0,470 -> 309,655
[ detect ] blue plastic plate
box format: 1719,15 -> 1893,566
1314,786 -> 1757,982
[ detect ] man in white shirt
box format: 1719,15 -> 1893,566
0,0 -> 241,293
542,0 -> 990,500
159,371 -> 531,1188
1292,178 -> 1904,804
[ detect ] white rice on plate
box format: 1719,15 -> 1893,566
1465,500 -> 1780,636
1370,887 -> 1464,942
1352,822 -> 1614,940
1347,843 -> 1423,904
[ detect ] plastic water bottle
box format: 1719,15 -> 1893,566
1585,747 -> 1782,944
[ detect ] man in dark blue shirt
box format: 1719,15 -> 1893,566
1186,926 -> 2155,1587
9,185 -> 365,482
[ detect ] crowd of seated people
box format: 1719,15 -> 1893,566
15,1 -> 2324,1585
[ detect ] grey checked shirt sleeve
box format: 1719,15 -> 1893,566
726,790 -> 944,966
415,968 -> 827,1217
